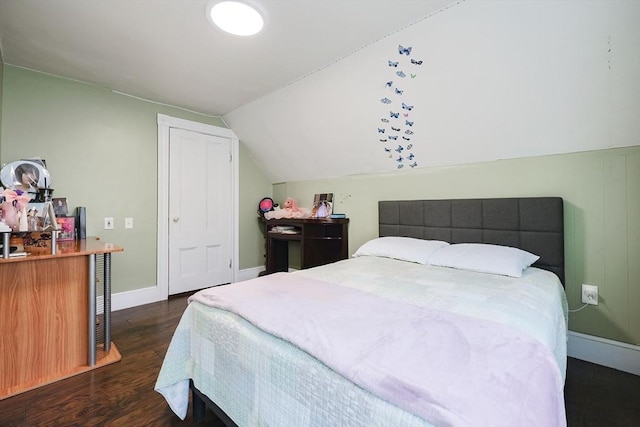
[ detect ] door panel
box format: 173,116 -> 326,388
169,127 -> 232,295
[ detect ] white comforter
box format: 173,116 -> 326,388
157,256 -> 568,426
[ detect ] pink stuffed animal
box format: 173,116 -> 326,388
264,197 -> 311,219
283,197 -> 299,212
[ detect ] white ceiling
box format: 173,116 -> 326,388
0,0 -> 455,116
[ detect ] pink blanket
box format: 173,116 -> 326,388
190,273 -> 566,427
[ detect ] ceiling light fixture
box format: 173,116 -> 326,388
208,1 -> 264,36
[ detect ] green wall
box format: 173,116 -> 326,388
274,146 -> 640,346
0,65 -> 270,292
0,60 -> 3,146
239,142 -> 273,269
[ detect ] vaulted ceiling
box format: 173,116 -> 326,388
0,0 -> 453,116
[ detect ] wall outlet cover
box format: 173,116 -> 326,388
581,284 -> 599,305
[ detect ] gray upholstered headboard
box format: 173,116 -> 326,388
379,197 -> 564,285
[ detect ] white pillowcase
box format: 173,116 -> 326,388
427,243 -> 540,278
353,236 -> 449,265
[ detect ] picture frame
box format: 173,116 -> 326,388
28,202 -> 48,230
311,193 -> 333,218
55,216 -> 75,241
28,202 -> 46,217
52,198 -> 69,216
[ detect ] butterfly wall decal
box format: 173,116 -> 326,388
378,43 -> 421,168
398,45 -> 412,56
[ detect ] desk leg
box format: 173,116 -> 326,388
2,233 -> 9,259
88,254 -> 96,366
267,239 -> 290,273
104,253 -> 111,353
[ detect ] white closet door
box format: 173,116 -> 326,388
168,127 -> 232,295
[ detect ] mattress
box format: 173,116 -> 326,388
155,256 -> 568,426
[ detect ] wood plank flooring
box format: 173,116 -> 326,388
0,294 -> 217,427
0,294 -> 638,426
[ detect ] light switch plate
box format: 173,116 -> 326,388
104,217 -> 114,230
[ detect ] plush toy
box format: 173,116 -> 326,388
283,197 -> 298,212
264,197 -> 311,219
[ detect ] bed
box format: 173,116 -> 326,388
155,197 -> 568,427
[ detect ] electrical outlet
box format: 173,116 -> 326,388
104,217 -> 114,230
124,217 -> 133,229
581,284 -> 598,305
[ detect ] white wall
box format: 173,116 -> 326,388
225,0 -> 640,184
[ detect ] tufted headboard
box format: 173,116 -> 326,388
378,197 -> 565,285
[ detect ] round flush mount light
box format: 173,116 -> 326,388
208,1 -> 264,36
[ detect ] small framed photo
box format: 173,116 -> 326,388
52,198 -> 69,216
55,216 -> 75,241
311,193 -> 333,218
28,202 -> 56,230
28,202 -> 46,218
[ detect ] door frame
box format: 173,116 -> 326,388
157,113 -> 239,298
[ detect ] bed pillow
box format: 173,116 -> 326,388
427,243 -> 540,278
352,236 -> 449,265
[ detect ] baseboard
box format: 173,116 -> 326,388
568,331 -> 640,376
111,267 -> 265,312
112,284 -> 165,312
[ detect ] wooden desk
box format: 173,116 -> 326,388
0,237 -> 123,400
263,218 -> 349,274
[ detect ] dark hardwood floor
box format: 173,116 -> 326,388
0,294 -> 218,427
1,294 -> 638,426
